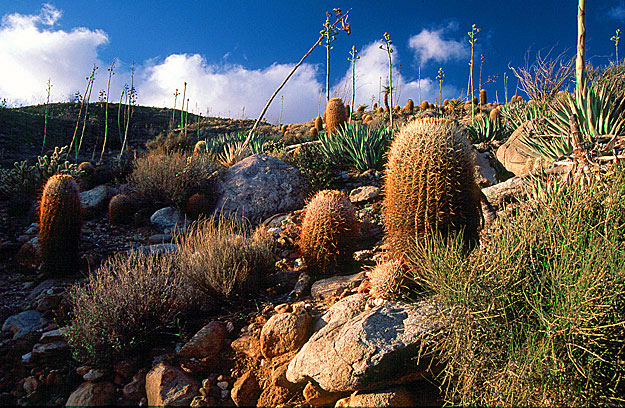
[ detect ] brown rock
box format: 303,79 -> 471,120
65,381 -> 115,406
495,120 -> 552,176
230,372 -> 260,407
335,387 -> 414,407
303,381 -> 345,406
145,363 -> 200,407
260,312 -> 311,359
178,321 -> 226,359
122,368 -> 146,402
230,335 -> 262,360
15,237 -> 41,269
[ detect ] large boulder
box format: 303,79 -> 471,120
145,363 -> 200,407
286,299 -> 447,393
213,154 -> 308,223
2,310 -> 47,340
496,120 -> 552,176
178,321 -> 226,360
313,293 -> 368,332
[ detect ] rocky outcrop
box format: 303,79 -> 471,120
286,299 -> 447,393
213,154 -> 308,223
496,120 -> 552,176
178,321 -> 226,360
65,381 -> 115,406
312,293 -> 368,332
2,310 -> 47,340
310,272 -> 366,302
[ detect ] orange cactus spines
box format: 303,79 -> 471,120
299,189 -> 359,276
383,118 -> 481,257
39,174 -> 82,274
324,98 -> 347,135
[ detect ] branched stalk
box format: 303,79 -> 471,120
239,8 -> 351,154
180,82 -> 187,129
467,24 -> 481,121
348,45 -> 360,123
77,64 -> 98,161
99,59 -> 115,164
379,32 -> 394,129
171,88 -> 179,130
42,78 -> 51,154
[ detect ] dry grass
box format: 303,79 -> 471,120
65,250 -> 199,366
175,216 -> 275,299
411,172 -> 625,406
128,150 -> 216,208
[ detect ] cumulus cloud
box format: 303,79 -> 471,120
608,2 -> 625,21
408,26 -> 468,66
0,4 -> 109,104
137,54 -> 322,123
334,41 -> 461,110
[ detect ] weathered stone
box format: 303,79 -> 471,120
230,335 -> 262,360
496,120 -> 552,176
473,148 -> 498,187
132,243 -> 179,256
150,207 -> 189,230
83,369 -> 106,382
230,372 -> 260,407
348,186 -> 381,203
146,363 -> 200,407
15,237 -> 41,269
310,272 -> 366,301
313,293 -> 368,332
65,381 -> 115,406
122,369 -> 146,402
213,154 -> 308,223
335,387 -> 414,407
80,185 -> 117,219
39,328 -> 65,343
2,310 -> 47,340
178,321 -> 226,360
286,299 -> 446,393
260,312 -> 311,359
482,176 -> 527,209
148,233 -> 173,244
31,341 -> 70,360
303,381 -> 345,406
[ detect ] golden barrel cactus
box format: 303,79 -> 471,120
383,118 -> 481,257
479,89 -> 487,106
420,100 -> 429,111
314,115 -> 324,132
299,190 -> 359,275
405,99 -> 415,112
108,193 -> 136,225
324,98 -> 347,135
39,175 -> 82,274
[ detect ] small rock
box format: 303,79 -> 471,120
274,303 -> 291,314
260,312 -> 311,359
133,243 -> 179,256
83,368 -> 106,382
231,372 -> 260,407
216,381 -> 229,391
148,233 -> 173,244
178,321 -> 226,360
66,381 -> 115,407
220,389 -> 230,400
122,368 -> 146,402
303,381 -> 345,406
230,335 -> 262,360
353,249 -> 373,262
39,328 -> 65,344
76,366 -> 91,376
31,341 -> 70,360
80,185 -> 117,219
145,363 -> 200,407
23,376 -> 39,395
291,272 -> 311,298
349,186 -> 381,203
150,207 -> 189,230
2,310 -> 47,340
15,236 -> 41,269
310,272 -> 366,301
335,387 -> 414,407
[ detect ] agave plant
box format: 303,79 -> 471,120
203,132 -> 265,156
466,115 -> 511,143
500,100 -> 551,132
317,123 -> 393,171
215,141 -> 250,168
518,133 -> 573,161
545,81 -> 625,143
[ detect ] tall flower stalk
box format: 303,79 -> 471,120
321,14 -> 338,102
99,59 -> 115,163
436,67 -> 445,107
467,24 -> 481,120
379,32 -> 394,129
42,78 -> 52,154
348,45 -> 360,122
611,29 -> 621,63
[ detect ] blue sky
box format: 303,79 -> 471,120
0,1 -> 623,123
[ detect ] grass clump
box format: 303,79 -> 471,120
176,216 -> 275,300
413,173 -> 625,406
65,251 -> 198,366
128,151 -> 216,208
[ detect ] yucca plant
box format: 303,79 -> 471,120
316,122 -> 393,171
545,80 -> 625,143
466,115 -> 511,143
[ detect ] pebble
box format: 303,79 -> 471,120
202,379 -> 211,389
217,381 -> 229,390
83,368 -> 106,381
274,303 -> 291,314
76,366 -> 91,376
220,390 -> 230,399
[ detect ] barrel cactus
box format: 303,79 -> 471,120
39,174 -> 82,274
314,116 -> 324,132
299,190 -> 359,275
324,98 -> 347,135
108,193 -> 136,225
383,118 -> 481,257
368,259 -> 405,300
479,89 -> 487,106
405,99 -> 415,112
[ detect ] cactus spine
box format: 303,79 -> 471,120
39,175 -> 82,274
299,190 -> 359,275
383,118 -> 481,257
324,98 -> 347,135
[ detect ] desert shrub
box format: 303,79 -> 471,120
317,123 -> 393,171
413,173 -> 625,406
128,151 -> 216,208
176,216 -> 275,299
65,251 -> 198,365
146,131 -> 195,153
287,143 -> 337,193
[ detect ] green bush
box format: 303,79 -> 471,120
288,143 -> 337,193
317,123 -> 393,171
65,251 -> 198,365
413,173 -> 625,406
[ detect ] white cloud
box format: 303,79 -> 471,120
137,54 -> 322,123
408,26 -> 468,66
608,3 -> 625,21
334,41 -> 462,110
0,4 -> 110,104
